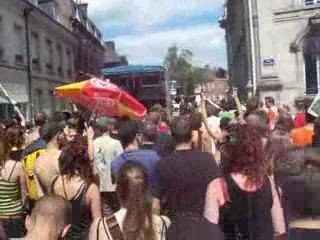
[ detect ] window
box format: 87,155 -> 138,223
46,39 -> 53,73
57,44 -> 63,77
28,0 -> 38,5
141,74 -> 160,87
31,32 -> 40,70
66,48 -> 72,78
304,36 -> 320,95
0,16 -> 4,60
304,0 -> 320,5
35,89 -> 42,111
117,77 -> 128,88
14,24 -> 24,64
305,54 -> 319,94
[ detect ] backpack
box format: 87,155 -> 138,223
22,148 -> 45,200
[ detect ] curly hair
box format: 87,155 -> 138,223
225,124 -> 268,185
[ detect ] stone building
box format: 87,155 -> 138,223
0,0 -> 105,120
222,0 -> 320,110
103,41 -> 128,69
202,68 -> 228,101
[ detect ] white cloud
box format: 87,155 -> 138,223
113,24 -> 227,68
85,0 -> 227,68
87,0 -> 224,31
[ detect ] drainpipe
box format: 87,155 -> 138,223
24,8 -> 33,121
248,0 -> 257,95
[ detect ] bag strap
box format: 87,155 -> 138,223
104,214 -> 124,240
61,176 -> 68,200
96,218 -> 102,240
159,216 -> 168,240
8,161 -> 18,181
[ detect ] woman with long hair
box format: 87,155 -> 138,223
89,161 -> 170,240
6,125 -> 26,161
217,124 -> 286,240
50,136 -> 102,239
0,127 -> 27,238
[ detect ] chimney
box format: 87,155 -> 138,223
78,3 -> 88,16
104,41 -> 116,52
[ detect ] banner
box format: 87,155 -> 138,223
308,96 -> 320,117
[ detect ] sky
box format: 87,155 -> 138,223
86,0 -> 227,68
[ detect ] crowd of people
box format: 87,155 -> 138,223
0,92 -> 319,240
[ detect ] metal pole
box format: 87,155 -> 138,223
248,0 -> 257,95
24,8 -> 33,121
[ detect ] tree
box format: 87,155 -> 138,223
164,45 -> 210,96
164,45 -> 192,94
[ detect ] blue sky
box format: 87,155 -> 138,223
87,0 -> 227,68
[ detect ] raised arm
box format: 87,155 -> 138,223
14,106 -> 26,127
232,91 -> 244,123
200,97 -> 221,142
85,124 -> 95,161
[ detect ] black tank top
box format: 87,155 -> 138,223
51,176 -> 91,239
219,175 -> 274,240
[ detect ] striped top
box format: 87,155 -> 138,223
0,162 -> 23,216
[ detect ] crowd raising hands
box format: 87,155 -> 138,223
0,93 -> 319,240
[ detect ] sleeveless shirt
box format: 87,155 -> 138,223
219,175 -> 274,240
51,175 -> 91,240
0,162 -> 24,216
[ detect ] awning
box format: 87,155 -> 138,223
0,67 -> 28,104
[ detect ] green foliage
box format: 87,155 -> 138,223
164,45 -> 211,95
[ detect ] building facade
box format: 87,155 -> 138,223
0,0 -> 105,120
103,41 -> 128,69
222,0 -> 320,110
202,68 -> 228,101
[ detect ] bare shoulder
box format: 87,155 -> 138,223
87,183 -> 100,198
87,183 -> 99,194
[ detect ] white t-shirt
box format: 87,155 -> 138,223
93,135 -> 123,192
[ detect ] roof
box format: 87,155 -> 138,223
102,65 -> 165,76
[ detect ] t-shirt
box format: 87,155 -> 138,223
111,149 -> 161,188
94,135 -> 123,192
153,150 -> 221,216
291,127 -> 314,148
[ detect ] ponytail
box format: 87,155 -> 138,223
122,182 -> 154,240
117,162 -> 155,240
